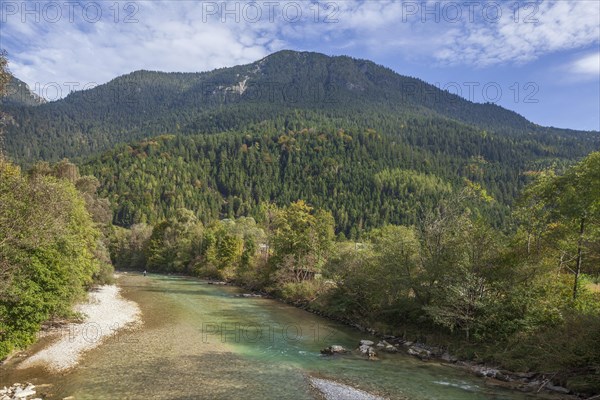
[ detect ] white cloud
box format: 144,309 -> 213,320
436,1 -> 600,66
2,1 -> 289,97
1,0 -> 599,99
570,52 -> 600,77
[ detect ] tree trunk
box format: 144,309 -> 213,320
573,217 -> 585,300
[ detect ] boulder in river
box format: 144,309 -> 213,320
321,345 -> 348,355
407,345 -> 432,360
383,345 -> 398,353
358,344 -> 378,360
440,352 -> 458,363
471,365 -> 501,378
359,339 -> 374,346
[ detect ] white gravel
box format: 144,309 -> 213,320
310,377 -> 386,400
18,284 -> 141,372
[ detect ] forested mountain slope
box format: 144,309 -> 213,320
80,110 -> 592,235
3,50 -> 599,163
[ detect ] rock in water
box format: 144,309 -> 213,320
358,344 -> 378,360
407,346 -> 432,360
383,345 -> 398,353
321,345 -> 348,355
545,384 -> 570,394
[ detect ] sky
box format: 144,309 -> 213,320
1,0 -> 599,131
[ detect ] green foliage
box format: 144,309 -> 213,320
270,201 -> 335,284
109,224 -> 153,270
317,155 -> 600,392
0,51 -> 8,94
516,152 -> 600,299
0,160 -> 105,359
278,280 -> 328,304
374,168 -> 451,201
145,209 -> 203,273
77,119 -> 547,235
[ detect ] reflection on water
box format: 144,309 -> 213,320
1,275 -> 539,399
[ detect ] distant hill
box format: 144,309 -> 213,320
0,75 -> 46,107
4,50 -> 598,163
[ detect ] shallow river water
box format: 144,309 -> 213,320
0,274 -> 552,399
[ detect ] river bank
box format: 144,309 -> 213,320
299,305 -> 587,399
17,277 -> 141,372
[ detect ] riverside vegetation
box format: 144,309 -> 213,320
107,152 -> 600,395
1,50 -> 599,395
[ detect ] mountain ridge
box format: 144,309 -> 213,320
2,50 -> 598,163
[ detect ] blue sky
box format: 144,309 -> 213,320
1,0 -> 599,130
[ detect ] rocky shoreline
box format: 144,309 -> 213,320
319,337 -> 578,399
276,299 -> 588,398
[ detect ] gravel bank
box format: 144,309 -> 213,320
309,377 -> 386,400
18,284 -> 141,372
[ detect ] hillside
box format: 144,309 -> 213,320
79,110 -> 588,234
0,75 -> 46,107
3,50 -> 598,163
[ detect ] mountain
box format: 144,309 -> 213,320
4,50 -> 598,163
3,51 -> 599,232
0,75 -> 46,107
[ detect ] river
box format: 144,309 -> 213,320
0,274 -> 550,399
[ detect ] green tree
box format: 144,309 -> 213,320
523,153 -> 600,299
0,160 -> 103,358
146,208 -> 203,273
271,201 -> 334,283
369,225 -> 421,322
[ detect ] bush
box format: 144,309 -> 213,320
93,262 -> 115,285
278,280 -> 327,304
